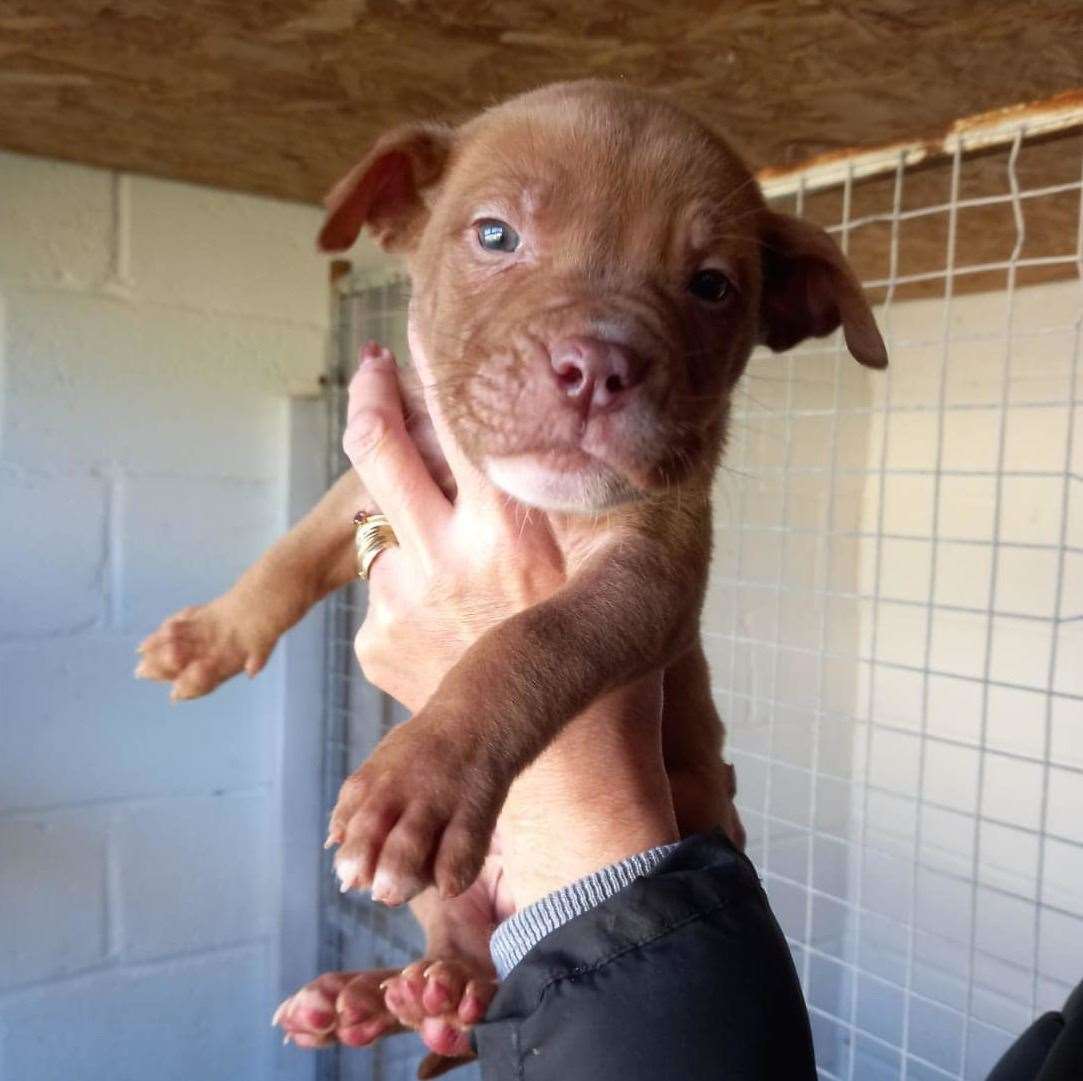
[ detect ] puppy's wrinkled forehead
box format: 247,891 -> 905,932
429,90 -> 762,274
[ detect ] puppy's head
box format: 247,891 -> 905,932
321,81 -> 886,513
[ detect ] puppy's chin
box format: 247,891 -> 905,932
485,451 -> 640,513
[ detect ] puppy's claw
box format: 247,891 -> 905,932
336,856 -> 361,893
271,999 -> 289,1027
370,869 -> 399,906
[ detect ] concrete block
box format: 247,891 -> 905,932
0,468 -> 105,636
1,287 -> 323,474
0,945 -> 271,1081
0,150 -> 113,291
0,635 -> 272,812
116,474 -> 279,632
127,174 -> 329,328
114,794 -> 273,961
0,813 -> 108,990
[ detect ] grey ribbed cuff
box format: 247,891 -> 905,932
489,840 -> 681,978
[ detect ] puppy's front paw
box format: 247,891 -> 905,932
328,714 -> 507,903
135,597 -> 275,701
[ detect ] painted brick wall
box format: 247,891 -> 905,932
0,149 -> 341,1081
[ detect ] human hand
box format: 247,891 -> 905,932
328,342 -> 565,902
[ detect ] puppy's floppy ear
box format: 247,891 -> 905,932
318,122 -> 454,253
758,210 -> 888,369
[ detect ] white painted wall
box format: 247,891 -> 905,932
0,149 -> 365,1081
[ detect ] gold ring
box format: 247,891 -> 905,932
353,511 -> 398,580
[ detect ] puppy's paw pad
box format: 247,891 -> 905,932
419,1017 -> 473,1058
384,958 -> 495,1031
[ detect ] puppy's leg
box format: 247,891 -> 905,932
136,469 -> 363,700
662,641 -> 745,848
274,878 -> 498,1074
383,955 -> 494,1061
331,525 -> 712,901
381,870 -> 498,1068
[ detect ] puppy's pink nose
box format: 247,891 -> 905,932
549,336 -> 646,414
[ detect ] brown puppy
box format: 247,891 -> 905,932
318,80 -> 885,902
139,79 -> 885,1071
141,80 -> 885,907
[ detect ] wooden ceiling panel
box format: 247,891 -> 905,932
1,1 -> 1081,205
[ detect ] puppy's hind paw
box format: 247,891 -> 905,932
383,957 -> 496,1060
275,968 -> 404,1050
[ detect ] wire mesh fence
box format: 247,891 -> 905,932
720,115 -> 1083,1081
320,107 -> 1083,1081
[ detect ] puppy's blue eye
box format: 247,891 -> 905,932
688,269 -> 732,303
476,219 -> 520,253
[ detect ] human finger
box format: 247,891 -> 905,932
344,343 -> 452,557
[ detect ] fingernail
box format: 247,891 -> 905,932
360,341 -> 387,367
362,349 -> 394,371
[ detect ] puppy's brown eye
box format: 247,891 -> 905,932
688,269 -> 732,303
476,219 -> 520,253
